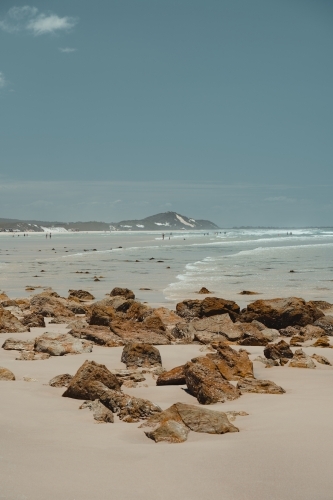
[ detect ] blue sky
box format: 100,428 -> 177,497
0,0 -> 332,225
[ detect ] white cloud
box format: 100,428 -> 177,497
59,47 -> 77,53
265,196 -> 296,203
0,6 -> 77,36
0,72 -> 7,88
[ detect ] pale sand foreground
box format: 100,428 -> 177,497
1,325 -> 333,500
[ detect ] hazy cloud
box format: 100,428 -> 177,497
0,72 -> 7,88
0,6 -> 77,35
264,196 -> 296,203
59,47 -> 77,53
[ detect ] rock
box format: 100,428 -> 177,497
240,297 -> 324,329
143,402 -> 239,443
314,316 -> 333,336
2,338 -> 35,351
264,340 -> 294,362
142,314 -> 166,332
98,388 -> 161,422
236,322 -> 268,346
121,343 -> 162,369
176,297 -> 240,321
208,342 -> 254,380
299,324 -> 326,340
239,290 -> 259,295
197,287 -> 211,294
171,321 -> 195,343
21,312 -> 45,328
290,335 -> 303,346
225,410 -> 249,421
70,324 -> 124,347
79,400 -> 114,423
311,337 -> 331,348
279,326 -> 300,337
62,360 -> 121,400
49,374 -> 73,387
0,308 -> 27,333
172,314 -> 244,344
68,289 -> 95,301
34,332 -> 93,356
23,376 -> 37,382
123,301 -> 151,321
30,293 -> 74,319
16,351 -> 50,360
145,420 -> 190,443
307,300 -> 333,311
261,328 -> 280,342
184,356 -> 241,404
156,365 -> 185,386
110,320 -> 170,345
254,356 -> 279,367
312,354 -> 332,366
66,301 -> 87,315
87,305 -> 116,326
237,378 -> 285,394
153,307 -> 182,328
0,366 -> 15,380
289,349 -> 316,369
110,287 -> 135,300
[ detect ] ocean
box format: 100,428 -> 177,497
0,228 -> 332,307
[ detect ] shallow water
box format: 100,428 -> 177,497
0,228 -> 332,307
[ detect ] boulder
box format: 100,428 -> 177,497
176,297 -> 240,321
308,300 -> 333,311
264,340 -> 294,362
110,320 -> 170,345
145,420 -> 189,443
156,365 -> 186,386
299,324 -> 326,340
2,338 -> 34,351
49,374 -> 73,387
240,297 -> 324,329
121,343 -> 162,369
312,354 -> 332,366
87,305 -> 116,326
208,342 -> 254,380
314,316 -> 333,336
66,301 -> 87,315
16,351 -> 50,360
261,328 -> 280,342
34,332 -> 93,356
68,289 -> 95,301
236,323 -> 268,346
184,356 -> 241,404
237,378 -> 285,394
311,337 -> 331,348
0,308 -> 27,333
0,366 -> 15,380
79,400 -> 114,423
153,307 -> 182,328
62,360 -> 121,400
98,388 -> 161,422
172,314 -> 244,344
30,294 -> 74,319
289,349 -> 316,369
70,324 -> 124,347
142,314 -> 166,332
110,287 -> 135,300
279,326 -> 300,337
21,312 -> 45,328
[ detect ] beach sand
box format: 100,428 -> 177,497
1,322 -> 333,500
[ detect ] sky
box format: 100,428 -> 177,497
0,0 -> 332,226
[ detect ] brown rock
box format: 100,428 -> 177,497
290,335 -> 303,347
70,324 -> 124,347
264,340 -> 294,362
62,360 -> 121,400
176,297 -> 240,321
68,289 -> 95,301
311,337 -> 331,348
172,314 -> 244,344
30,293 -> 74,319
110,320 -> 170,345
279,326 -> 300,337
240,297 -> 324,329
184,356 -> 241,404
197,287 -> 211,294
289,349 -> 316,369
21,312 -> 45,328
142,314 -> 166,332
34,332 -> 93,356
16,351 -> 50,360
110,287 -> 135,300
254,356 -> 279,367
300,324 -> 326,340
49,374 -> 73,387
312,354 -> 332,366
79,400 -> 114,423
156,365 -> 185,386
99,387 -> 161,422
314,316 -> 333,336
87,305 -> 116,326
0,366 -> 15,380
237,378 -> 285,394
2,337 -> 35,351
307,300 -> 333,311
121,343 -> 162,369
236,322 -> 268,346
145,420 -> 189,443
239,290 -> 259,295
153,307 -> 182,328
208,342 -> 254,380
0,308 -> 27,333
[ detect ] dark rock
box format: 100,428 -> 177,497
87,305 -> 116,326
110,287 -> 135,300
176,297 -> 240,321
197,287 -> 211,294
314,316 -> 333,336
98,388 -> 161,422
21,312 -> 45,328
68,289 -> 95,301
264,340 -> 294,362
156,365 -> 185,386
279,326 -> 300,337
240,297 -> 324,329
62,360 -> 121,400
121,343 -> 162,369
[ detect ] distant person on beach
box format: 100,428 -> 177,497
162,233 -> 164,240
46,233 -> 47,238
50,233 -> 52,239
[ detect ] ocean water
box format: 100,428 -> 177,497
0,228 -> 332,307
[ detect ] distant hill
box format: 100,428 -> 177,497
0,212 -> 219,232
